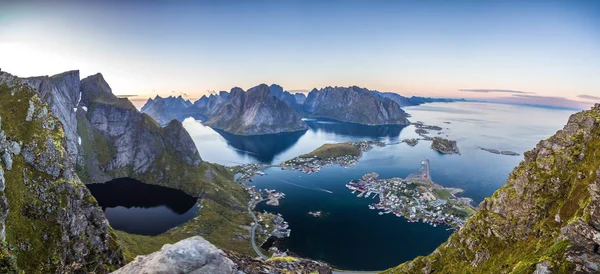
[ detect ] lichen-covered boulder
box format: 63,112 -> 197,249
113,236 -> 239,274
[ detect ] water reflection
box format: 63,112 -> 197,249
86,178 -> 200,235
213,129 -> 307,163
305,119 -> 406,139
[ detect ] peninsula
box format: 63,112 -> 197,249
346,160 -> 475,229
280,140 -> 385,174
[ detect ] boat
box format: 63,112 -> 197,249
378,212 -> 384,215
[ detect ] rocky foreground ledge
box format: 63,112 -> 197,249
114,236 -> 332,274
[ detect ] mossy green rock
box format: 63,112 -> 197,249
0,75 -> 124,273
385,105 -> 600,273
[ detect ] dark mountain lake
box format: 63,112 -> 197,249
178,102 -> 575,270
86,178 -> 200,236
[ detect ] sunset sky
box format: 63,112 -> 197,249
1,0 -> 599,108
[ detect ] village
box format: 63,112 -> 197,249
346,160 -> 475,229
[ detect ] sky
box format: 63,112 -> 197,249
1,0 -> 599,108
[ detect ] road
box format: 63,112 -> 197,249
248,198 -> 268,260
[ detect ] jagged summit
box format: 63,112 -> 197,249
203,84 -> 308,135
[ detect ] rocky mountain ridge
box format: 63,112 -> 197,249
142,84 -> 463,135
386,104 -> 600,273
0,74 -> 124,272
203,84 -> 308,135
303,86 -> 410,126
2,69 -> 254,263
140,95 -> 194,125
142,84 -> 308,135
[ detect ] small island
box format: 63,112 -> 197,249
409,122 -> 461,155
308,211 -> 326,218
402,138 -> 419,147
431,137 -> 460,154
478,147 -> 520,156
281,140 -> 385,174
346,160 -> 475,229
413,121 -> 443,131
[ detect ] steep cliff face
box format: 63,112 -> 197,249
20,71 -> 82,164
303,86 -> 410,125
0,74 -> 124,273
204,84 -> 308,135
76,74 -> 205,188
386,105 -> 600,273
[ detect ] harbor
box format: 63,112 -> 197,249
346,159 -> 475,229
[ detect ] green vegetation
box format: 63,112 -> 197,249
0,83 -> 122,272
115,199 -> 254,262
266,256 -> 298,263
0,85 -> 63,272
386,110 -> 600,273
299,142 -> 361,159
433,189 -> 452,200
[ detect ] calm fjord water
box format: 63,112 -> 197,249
183,102 -> 574,270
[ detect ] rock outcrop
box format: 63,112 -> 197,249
203,84 -> 308,135
0,73 -> 124,273
114,236 -> 238,274
303,86 -> 410,125
115,236 -> 333,274
386,104 -> 600,273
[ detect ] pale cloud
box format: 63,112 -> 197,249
459,89 -> 533,94
577,94 -> 600,101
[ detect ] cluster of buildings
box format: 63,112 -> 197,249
234,163 -> 272,184
271,215 -> 291,238
265,189 -> 285,206
346,170 -> 473,229
351,140 -> 385,151
280,140 -> 385,174
281,154 -> 356,174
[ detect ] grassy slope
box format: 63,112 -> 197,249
115,199 -> 253,262
385,110 -> 600,273
300,142 -> 361,159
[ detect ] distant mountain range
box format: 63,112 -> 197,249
141,85 -> 464,135
377,91 -> 466,107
